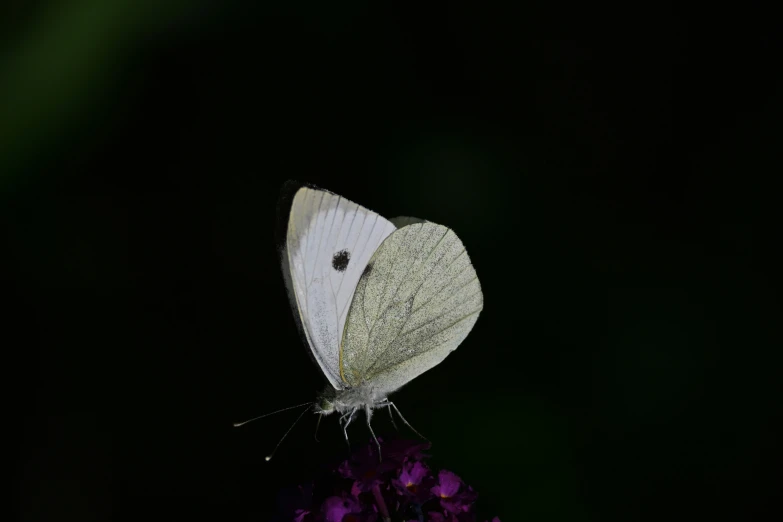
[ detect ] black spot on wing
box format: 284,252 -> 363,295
332,250 -> 350,272
361,262 -> 373,278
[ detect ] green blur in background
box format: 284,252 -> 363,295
5,3 -> 782,522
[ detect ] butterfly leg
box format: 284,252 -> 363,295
365,404 -> 382,461
314,413 -> 322,442
376,398 -> 398,430
342,409 -> 356,447
388,402 -> 428,441
387,403 -> 399,430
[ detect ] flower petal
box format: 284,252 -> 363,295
432,469 -> 463,501
322,496 -> 360,522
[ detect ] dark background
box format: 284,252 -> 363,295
4,2 -> 782,521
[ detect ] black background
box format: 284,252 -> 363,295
5,2 -> 782,521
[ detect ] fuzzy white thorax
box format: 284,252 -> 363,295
314,384 -> 387,416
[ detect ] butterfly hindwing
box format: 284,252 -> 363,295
339,222 -> 483,394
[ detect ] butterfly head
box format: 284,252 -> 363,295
314,397 -> 334,415
314,389 -> 336,415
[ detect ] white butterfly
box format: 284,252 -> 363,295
241,181 -> 483,458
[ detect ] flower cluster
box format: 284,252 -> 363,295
276,438 -> 500,522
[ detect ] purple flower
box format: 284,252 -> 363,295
272,438 -> 497,522
392,460 -> 435,504
400,461 -> 429,488
432,470 -> 462,499
431,470 -> 478,513
338,442 -> 388,493
339,438 -> 433,493
322,495 -> 360,522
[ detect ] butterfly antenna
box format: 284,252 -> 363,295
233,401 -> 313,428
265,403 -> 312,462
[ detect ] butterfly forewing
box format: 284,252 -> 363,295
284,186 -> 396,389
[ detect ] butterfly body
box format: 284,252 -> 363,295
316,384 -> 384,416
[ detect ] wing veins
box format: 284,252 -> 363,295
409,250 -> 469,316
325,196 -> 343,336
364,306 -> 483,377
370,225 -> 446,333
308,191 -> 328,287
338,210 -> 376,321
287,189 -> 345,389
370,225 -> 409,332
356,212 -> 380,334
334,200 -> 356,300
360,224 -> 439,367
397,288 -> 483,341
307,195 -> 341,291
360,225 -> 450,373
295,197 -> 310,319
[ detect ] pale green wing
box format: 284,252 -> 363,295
339,222 -> 483,394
